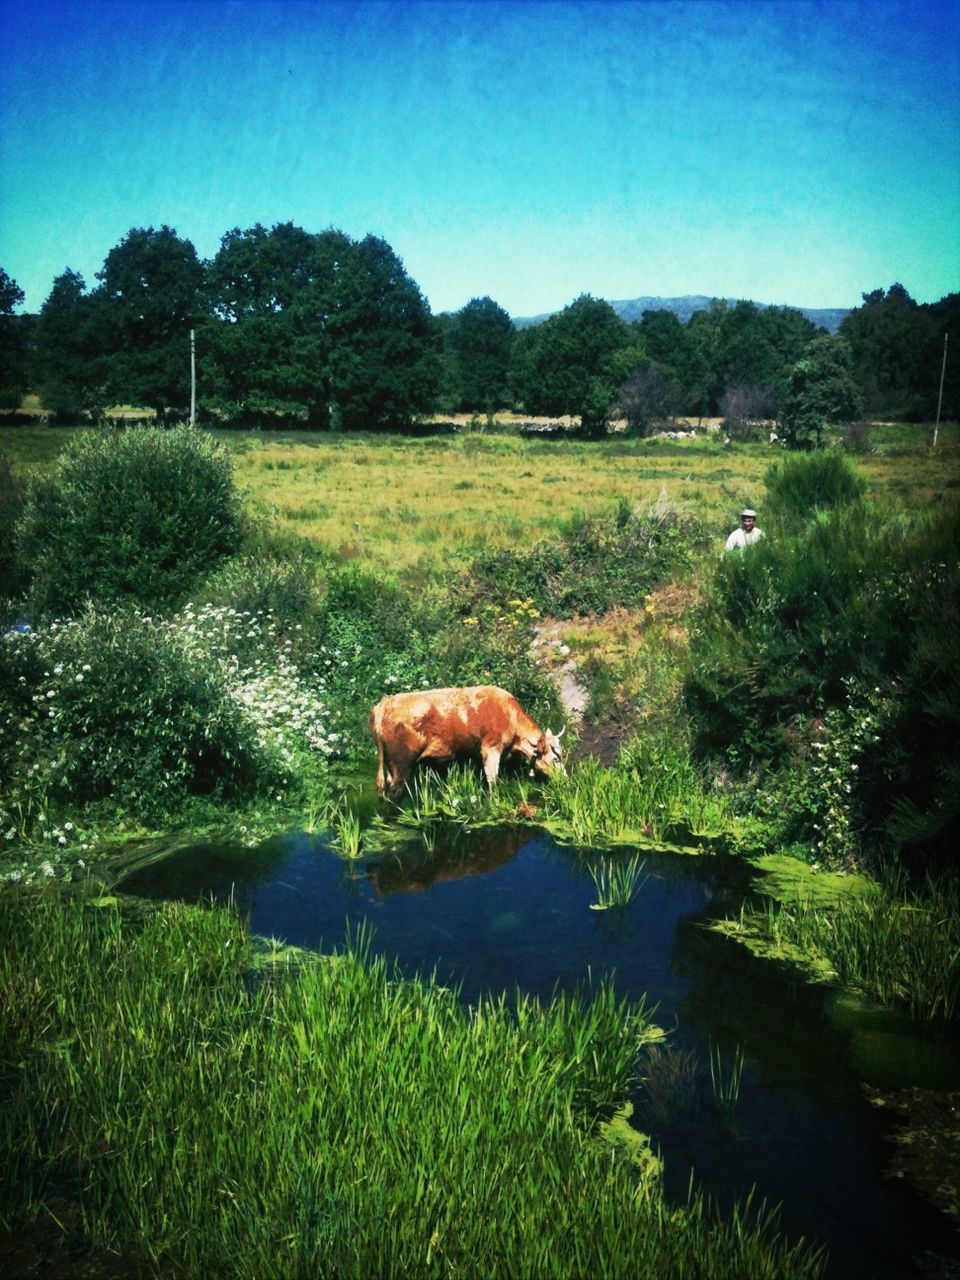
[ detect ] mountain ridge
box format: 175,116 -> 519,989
513,294 -> 850,333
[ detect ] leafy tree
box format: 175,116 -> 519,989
203,222 -> 346,425
926,292 -> 960,424
780,335 -> 862,448
636,309 -> 707,414
94,225 -> 204,420
325,235 -> 441,430
839,284 -> 939,419
34,270 -> 106,419
451,296 -> 514,411
0,268 -> 28,411
519,295 -> 638,435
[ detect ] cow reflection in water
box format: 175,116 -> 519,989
366,826 -> 536,898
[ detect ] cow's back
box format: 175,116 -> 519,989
374,686 -> 521,752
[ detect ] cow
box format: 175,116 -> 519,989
369,685 -> 564,800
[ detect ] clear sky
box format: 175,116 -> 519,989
1,0 -> 958,318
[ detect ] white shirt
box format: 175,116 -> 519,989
725,526 -> 763,551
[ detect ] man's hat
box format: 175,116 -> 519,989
741,509 -> 757,519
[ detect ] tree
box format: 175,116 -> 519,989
325,235 -> 441,430
616,361 -> 680,437
519,294 -> 638,435
636,309 -> 707,415
203,222 -> 346,424
0,268 -> 28,411
780,335 -> 862,449
34,270 -> 106,419
451,296 -> 514,411
94,225 -> 204,420
839,284 -> 939,418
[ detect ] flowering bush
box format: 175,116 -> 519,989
0,603 -> 335,837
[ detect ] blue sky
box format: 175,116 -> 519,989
1,0 -> 958,317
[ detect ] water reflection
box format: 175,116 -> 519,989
116,825 -> 959,1280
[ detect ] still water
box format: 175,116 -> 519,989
117,825 -> 959,1280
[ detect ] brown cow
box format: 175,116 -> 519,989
369,685 -> 564,800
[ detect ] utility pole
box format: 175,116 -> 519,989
189,328 -> 197,427
934,333 -> 947,448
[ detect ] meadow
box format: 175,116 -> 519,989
1,418 -> 958,1277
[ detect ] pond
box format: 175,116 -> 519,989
116,824 -> 959,1280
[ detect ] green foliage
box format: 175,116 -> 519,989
34,269 -> 106,420
0,267 -> 28,411
0,604 -> 334,828
450,295 -> 515,411
470,503 -> 709,618
16,426 -> 242,617
686,500 -> 960,867
839,284 -> 943,420
517,294 -> 638,433
780,335 -> 863,449
729,867 -> 960,1021
0,890 -> 825,1278
763,449 -> 867,528
0,456 -> 28,611
95,225 -> 204,419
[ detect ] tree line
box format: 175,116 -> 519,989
1,223 -> 956,437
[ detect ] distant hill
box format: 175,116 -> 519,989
514,295 -> 850,333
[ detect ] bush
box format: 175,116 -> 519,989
16,426 -> 243,618
763,449 -> 866,530
470,504 -> 709,618
685,502 -> 960,867
0,455 -> 28,613
0,604 -> 335,827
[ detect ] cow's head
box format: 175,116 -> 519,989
529,726 -> 565,779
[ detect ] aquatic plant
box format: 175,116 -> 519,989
588,853 -> 647,910
0,888 -> 826,1279
709,1040 -> 747,1116
724,865 -> 960,1023
544,749 -> 733,848
331,809 -> 363,860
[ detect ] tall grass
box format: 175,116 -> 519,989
545,745 -> 735,848
739,871 -> 960,1022
588,854 -> 648,910
0,889 -> 825,1278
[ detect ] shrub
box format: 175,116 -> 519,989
685,502 -> 960,867
763,449 -> 866,529
16,426 -> 243,618
0,455 -> 28,612
0,604 -> 335,828
470,504 -> 709,618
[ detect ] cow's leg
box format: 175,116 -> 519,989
375,740 -> 388,798
480,745 -> 502,788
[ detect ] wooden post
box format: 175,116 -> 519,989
190,328 -> 196,428
933,333 -> 947,448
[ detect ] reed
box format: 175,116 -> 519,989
741,871 -> 960,1022
709,1040 -> 747,1116
544,752 -> 734,847
588,854 -> 647,910
0,888 -> 825,1279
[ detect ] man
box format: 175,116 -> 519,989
725,508 -> 763,551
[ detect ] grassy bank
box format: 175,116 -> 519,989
0,889 -> 825,1279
